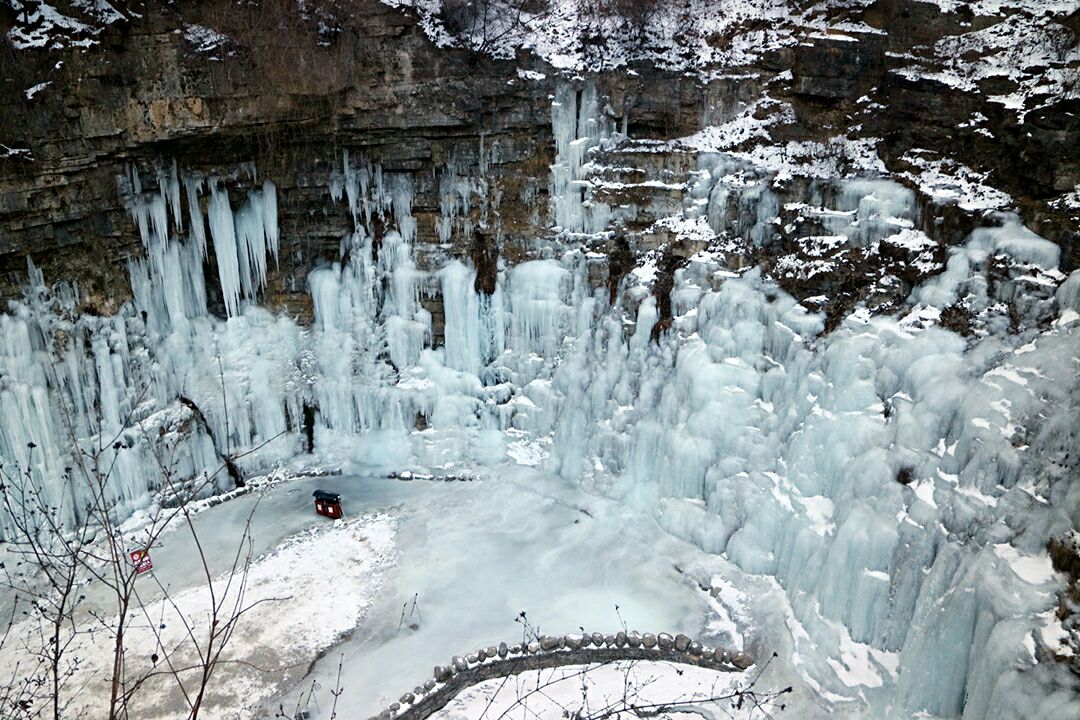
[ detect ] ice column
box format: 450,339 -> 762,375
532,217 -> 1077,720
440,261 -> 483,374
207,179 -> 280,317
550,80 -> 616,234
314,152 -> 433,434
437,155 -> 488,244
127,162 -> 209,334
509,260 -> 572,360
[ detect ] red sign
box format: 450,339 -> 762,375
129,549 -> 153,575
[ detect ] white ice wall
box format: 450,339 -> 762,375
537,218 -> 1077,720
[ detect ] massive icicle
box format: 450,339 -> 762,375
207,178 -> 280,317
550,80 -> 617,235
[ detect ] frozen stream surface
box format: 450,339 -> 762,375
276,468 -> 788,719
35,466 -> 813,720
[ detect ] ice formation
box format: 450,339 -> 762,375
0,83 -> 1077,720
550,81 -> 618,235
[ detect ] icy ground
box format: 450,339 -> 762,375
271,468 -> 805,720
0,468 -> 810,720
0,475 -> 400,720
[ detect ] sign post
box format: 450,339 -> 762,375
129,548 -> 153,576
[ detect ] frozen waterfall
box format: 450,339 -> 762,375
0,87 -> 1077,720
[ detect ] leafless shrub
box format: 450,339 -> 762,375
195,0 -> 353,98
437,0 -> 553,54
588,0 -> 662,39
0,379 -> 277,719
485,608 -> 791,720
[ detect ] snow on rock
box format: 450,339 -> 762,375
383,0 -> 800,76
678,97 -> 797,154
6,0 -> 126,49
24,80 -> 52,99
384,0 -> 1076,121
674,97 -> 886,182
899,150 -> 1013,213
183,23 -> 230,55
745,137 -> 887,182
0,144 -> 33,160
894,7 -> 1080,121
7,0 -> 93,49
993,544 -> 1056,586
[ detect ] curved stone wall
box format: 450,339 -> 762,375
375,631 -> 753,720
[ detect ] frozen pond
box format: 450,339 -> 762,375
132,472 -> 429,606
266,465 -> 793,718
0,464 -> 864,720
0,472 -> 426,618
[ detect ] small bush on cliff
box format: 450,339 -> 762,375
584,0 -> 663,39
438,0 -> 552,53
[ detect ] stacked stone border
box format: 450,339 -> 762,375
374,632 -> 754,720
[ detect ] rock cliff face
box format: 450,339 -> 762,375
1,0 -> 1076,321
0,1 -> 544,318
0,0 -> 732,324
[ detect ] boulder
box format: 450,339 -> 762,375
731,651 -> 754,670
